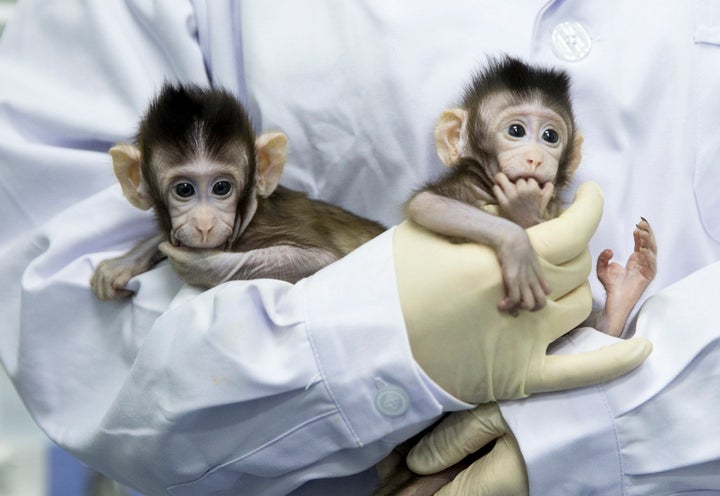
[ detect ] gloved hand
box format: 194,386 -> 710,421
393,182 -> 652,404
406,403 -> 527,496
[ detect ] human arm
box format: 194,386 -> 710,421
0,3 -> 458,495
406,261 -> 720,495
0,3 -> 684,496
398,182 -> 652,404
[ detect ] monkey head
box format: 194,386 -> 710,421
434,56 -> 583,191
109,84 -> 287,249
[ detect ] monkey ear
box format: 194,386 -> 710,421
255,132 -> 288,198
434,109 -> 468,167
109,144 -> 154,211
564,133 -> 584,178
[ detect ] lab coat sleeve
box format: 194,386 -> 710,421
0,2 -> 466,495
500,261 -> 720,496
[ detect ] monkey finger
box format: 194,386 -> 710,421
494,171 -> 511,185
529,281 -> 550,311
498,297 -> 523,314
596,248 -> 614,274
633,225 -> 657,254
517,177 -> 539,192
158,241 -> 195,263
492,185 -> 510,210
498,280 -> 522,313
529,282 -> 549,311
110,288 -> 135,300
517,281 -> 537,312
493,173 -> 516,195
637,216 -> 652,230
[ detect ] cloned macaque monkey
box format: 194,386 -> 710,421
405,56 -> 656,329
91,84 -> 385,299
374,58 -> 657,496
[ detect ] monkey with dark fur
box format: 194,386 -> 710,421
406,56 -> 656,335
91,84 -> 385,299
374,57 -> 656,495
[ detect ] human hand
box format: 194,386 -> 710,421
493,172 -> 554,228
406,403 -> 527,496
394,182 -> 653,403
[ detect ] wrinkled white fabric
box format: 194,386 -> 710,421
501,261 -> 720,495
1,1 -> 719,495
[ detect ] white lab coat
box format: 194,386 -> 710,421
0,1 -> 719,495
501,261 -> 720,495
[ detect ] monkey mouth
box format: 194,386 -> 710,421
172,227 -> 231,249
510,173 -> 549,184
172,236 -> 224,250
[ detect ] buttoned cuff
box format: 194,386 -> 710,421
300,227 -> 470,447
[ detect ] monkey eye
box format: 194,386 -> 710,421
542,129 -> 560,144
212,180 -> 232,196
507,124 -> 526,138
174,183 -> 195,198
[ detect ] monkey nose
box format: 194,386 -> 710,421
194,224 -> 214,241
525,156 -> 543,168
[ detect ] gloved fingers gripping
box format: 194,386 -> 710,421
528,337 -> 653,394
535,281 -> 593,342
527,181 -> 603,266
407,404 -> 504,475
434,434 -> 528,496
540,248 -> 592,301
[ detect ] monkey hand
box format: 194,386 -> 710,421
90,257 -> 140,300
159,242 -> 239,289
495,226 -> 550,313
493,172 -> 554,228
91,233 -> 164,300
394,182 -> 653,403
406,403 -> 528,496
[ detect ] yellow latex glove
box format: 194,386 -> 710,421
394,182 -> 652,404
406,403 -> 527,496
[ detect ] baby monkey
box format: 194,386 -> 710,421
406,56 -> 656,331
376,57 -> 657,495
91,84 -> 384,299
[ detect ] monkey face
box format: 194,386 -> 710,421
491,102 -> 568,186
160,158 -> 243,248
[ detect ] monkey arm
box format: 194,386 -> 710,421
159,242 -> 339,287
406,190 -> 549,312
397,182 -> 653,404
90,232 -> 165,300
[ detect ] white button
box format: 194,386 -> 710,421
375,386 -> 409,417
551,21 -> 592,62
